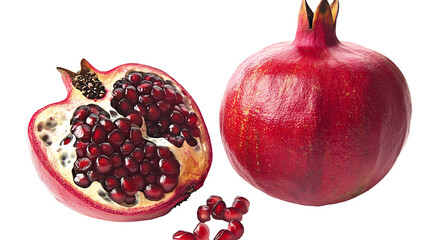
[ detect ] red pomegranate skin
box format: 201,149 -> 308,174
219,0 -> 411,206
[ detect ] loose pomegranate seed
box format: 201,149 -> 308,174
193,222 -> 210,240
233,197 -> 250,209
109,188 -> 127,204
223,207 -> 243,222
206,195 -> 223,210
214,230 -> 236,240
144,184 -> 164,201
228,220 -> 244,239
172,231 -> 197,240
212,200 -> 226,220
231,200 -> 248,214
197,205 -> 211,223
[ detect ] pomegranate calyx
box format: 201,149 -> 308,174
295,0 -> 340,47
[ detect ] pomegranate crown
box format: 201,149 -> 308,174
295,0 -> 339,47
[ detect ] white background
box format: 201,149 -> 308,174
1,0 -> 428,239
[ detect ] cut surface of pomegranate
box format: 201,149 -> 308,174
28,59 -> 212,221
220,0 -> 411,206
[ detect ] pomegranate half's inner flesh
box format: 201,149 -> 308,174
29,60 -> 211,220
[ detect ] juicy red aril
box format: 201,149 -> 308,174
206,195 -> 223,210
95,155 -> 113,174
144,184 -> 164,201
157,174 -> 178,193
234,197 -> 250,209
223,207 -> 243,222
109,188 -> 127,204
128,72 -> 143,85
228,220 -> 244,239
172,231 -> 197,240
111,71 -> 201,147
72,105 -> 90,122
214,230 -> 236,240
212,200 -> 226,220
193,222 -> 210,240
231,200 -> 248,214
197,205 -> 211,223
70,104 -> 181,205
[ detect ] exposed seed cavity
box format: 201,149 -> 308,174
72,71 -> 106,99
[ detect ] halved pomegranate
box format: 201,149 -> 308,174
28,59 -> 212,221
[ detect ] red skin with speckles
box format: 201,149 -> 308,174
219,0 -> 411,206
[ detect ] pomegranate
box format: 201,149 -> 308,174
220,0 -> 411,206
28,59 -> 212,221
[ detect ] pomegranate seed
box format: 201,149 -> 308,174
147,104 -> 162,121
114,118 -> 131,135
131,174 -> 145,190
72,105 -> 90,122
74,157 -> 92,173
126,111 -> 143,127
144,184 -> 164,201
169,124 -> 181,135
187,138 -> 198,147
171,111 -> 185,124
121,176 -> 138,195
91,125 -> 107,143
109,188 -> 127,204
223,207 -> 243,222
100,142 -> 114,155
139,161 -> 152,175
134,103 -> 147,117
130,148 -> 144,162
113,166 -> 129,179
151,85 -> 165,100
129,126 -> 143,145
137,81 -> 153,94
181,128 -> 192,140
197,205 -> 211,223
193,222 -> 210,240
231,200 -> 248,214
86,143 -> 102,160
157,146 -> 171,158
99,119 -> 115,133
172,231 -> 197,240
128,72 -> 143,86
110,153 -> 123,167
86,170 -> 99,182
214,230 -> 236,240
206,195 -> 223,210
108,129 -> 125,146
177,104 -> 189,116
152,76 -> 164,87
86,113 -> 100,127
159,159 -> 179,177
125,195 -> 136,205
124,156 -> 138,173
212,200 -> 226,220
112,88 -> 125,100
143,73 -> 155,81
120,139 -> 135,155
163,84 -> 177,102
190,127 -> 201,138
157,174 -> 178,193
74,173 -> 91,188
117,98 -> 133,115
234,197 -> 249,210
103,175 -> 120,191
74,140 -> 89,157
186,112 -> 199,127
228,220 -> 244,239
95,155 -> 113,174
146,171 -> 158,184
139,95 -> 154,106
125,86 -> 139,104
144,142 -> 156,158
60,134 -> 74,145
157,100 -> 171,113
72,124 -> 91,140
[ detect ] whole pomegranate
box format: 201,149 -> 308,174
219,0 -> 411,206
28,59 -> 212,221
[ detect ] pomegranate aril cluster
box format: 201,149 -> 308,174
173,196 -> 249,240
67,104 -> 180,204
111,71 -> 201,147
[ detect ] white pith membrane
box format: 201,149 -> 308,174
33,66 -> 210,209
